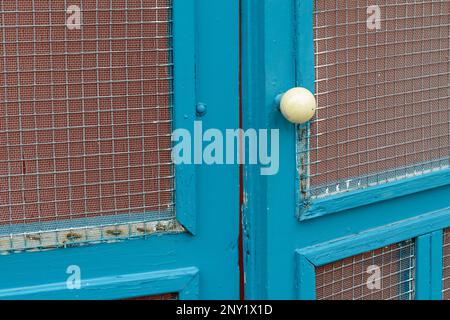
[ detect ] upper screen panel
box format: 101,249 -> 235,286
306,0 -> 450,199
0,0 -> 177,250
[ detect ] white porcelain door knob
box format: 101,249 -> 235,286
279,87 -> 317,124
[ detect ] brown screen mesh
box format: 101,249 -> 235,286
316,240 -> 415,300
307,0 -> 450,198
127,293 -> 178,300
0,0 -> 175,248
443,228 -> 450,299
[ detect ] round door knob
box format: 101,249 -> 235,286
279,87 -> 317,124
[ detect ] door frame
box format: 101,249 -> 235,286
241,0 -> 450,300
0,0 -> 240,300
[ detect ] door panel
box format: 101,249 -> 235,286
0,0 -> 239,299
315,240 -> 416,300
298,0 -> 450,220
242,0 -> 450,300
443,228 -> 450,299
309,0 -> 450,199
0,0 -> 185,251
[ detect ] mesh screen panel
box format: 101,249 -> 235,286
128,293 -> 178,300
316,240 -> 416,300
443,228 -> 450,299
305,0 -> 450,199
0,0 -> 179,251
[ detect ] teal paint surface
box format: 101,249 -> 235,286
241,0 -> 269,300
294,0 -> 314,219
430,230 -> 444,300
294,0 -> 315,92
416,234 -> 432,300
0,267 -> 199,300
242,0 -> 298,299
173,0 -> 197,233
0,0 -> 240,300
295,253 -> 316,300
298,207 -> 450,267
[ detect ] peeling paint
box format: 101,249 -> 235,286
0,220 -> 185,255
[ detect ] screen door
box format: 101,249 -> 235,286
305,0 -> 450,199
242,0 -> 450,300
0,0 -> 239,300
0,0 -> 182,252
298,0 -> 450,300
316,240 -> 416,300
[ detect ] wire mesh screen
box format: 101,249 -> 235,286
0,0 -> 180,252
315,240 -> 416,300
128,293 -> 178,300
305,0 -> 450,199
443,228 -> 450,299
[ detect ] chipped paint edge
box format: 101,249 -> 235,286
0,219 -> 185,255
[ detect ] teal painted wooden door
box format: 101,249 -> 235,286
242,0 -> 450,300
0,0 -> 240,299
